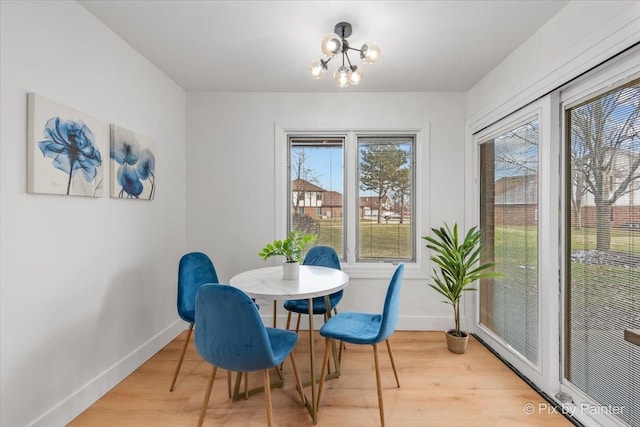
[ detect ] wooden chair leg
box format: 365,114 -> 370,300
232,372 -> 243,402
385,339 -> 400,387
373,344 -> 385,427
295,313 -> 302,333
170,323 -> 193,391
289,352 -> 306,406
263,370 -> 274,427
285,311 -> 292,330
244,371 -> 249,399
227,370 -> 232,398
316,337 -> 332,410
197,366 -> 217,427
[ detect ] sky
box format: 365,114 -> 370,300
291,141 -> 412,196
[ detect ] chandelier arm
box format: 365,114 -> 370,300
345,46 -> 362,53
344,51 -> 353,68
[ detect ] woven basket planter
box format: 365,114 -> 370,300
445,330 -> 469,354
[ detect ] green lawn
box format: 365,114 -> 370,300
485,224 -> 639,328
570,226 -> 640,255
489,225 -> 640,264
311,219 -> 412,259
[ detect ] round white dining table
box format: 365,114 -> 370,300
229,264 -> 349,424
229,265 -> 349,301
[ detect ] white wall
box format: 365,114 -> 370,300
186,91 -> 466,330
0,2 -> 187,426
467,0 -> 640,132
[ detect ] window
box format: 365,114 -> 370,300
358,136 -> 415,261
287,133 -> 417,264
479,118 -> 540,365
289,138 -> 344,257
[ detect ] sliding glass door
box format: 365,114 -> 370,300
479,118 -> 539,363
474,99 -> 556,386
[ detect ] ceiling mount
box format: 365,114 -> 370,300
334,22 -> 352,39
309,21 -> 380,88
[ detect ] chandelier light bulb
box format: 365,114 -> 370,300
334,65 -> 352,88
321,33 -> 343,58
360,41 -> 381,64
349,65 -> 364,85
309,59 -> 328,79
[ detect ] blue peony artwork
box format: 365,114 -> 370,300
110,125 -> 155,200
38,117 -> 102,195
27,93 -> 107,197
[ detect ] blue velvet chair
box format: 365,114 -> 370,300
317,263 -> 404,427
195,284 -> 305,427
283,246 -> 343,332
170,252 -> 220,392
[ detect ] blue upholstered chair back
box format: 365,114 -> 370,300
177,252 -> 219,323
303,245 -> 343,302
303,245 -> 341,270
195,284 -> 280,372
375,263 -> 404,343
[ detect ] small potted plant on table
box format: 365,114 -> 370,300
259,231 -> 317,279
423,222 -> 503,354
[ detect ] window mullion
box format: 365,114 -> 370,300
345,131 -> 358,264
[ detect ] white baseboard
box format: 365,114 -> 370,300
29,320 -> 186,427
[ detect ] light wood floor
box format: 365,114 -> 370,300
69,331 -> 572,426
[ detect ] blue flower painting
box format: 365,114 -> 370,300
38,117 -> 103,195
110,126 -> 156,200
27,93 -> 107,197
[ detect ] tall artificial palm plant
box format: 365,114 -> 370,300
423,222 -> 503,338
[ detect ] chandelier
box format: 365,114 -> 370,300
309,22 -> 380,88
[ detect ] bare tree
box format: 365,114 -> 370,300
495,122 -> 539,177
570,82 -> 640,250
291,147 -> 320,208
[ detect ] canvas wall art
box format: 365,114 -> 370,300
110,125 -> 156,200
27,93 -> 107,197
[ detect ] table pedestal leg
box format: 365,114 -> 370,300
308,298 -> 317,423
273,300 -> 277,328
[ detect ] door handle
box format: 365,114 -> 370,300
624,329 -> 640,347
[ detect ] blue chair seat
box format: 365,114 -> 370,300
266,327 -> 299,363
318,312 -> 381,344
283,292 -> 343,315
180,308 -> 195,323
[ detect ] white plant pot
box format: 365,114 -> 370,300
283,261 -> 299,280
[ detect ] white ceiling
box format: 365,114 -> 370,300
79,0 -> 569,92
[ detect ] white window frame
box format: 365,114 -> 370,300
275,124 -> 429,280
470,96 -> 561,396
